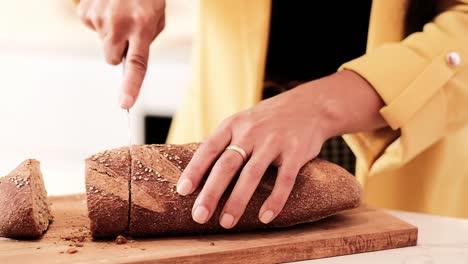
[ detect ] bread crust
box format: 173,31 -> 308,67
86,143 -> 362,238
128,144 -> 362,237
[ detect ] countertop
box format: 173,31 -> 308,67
297,209 -> 468,264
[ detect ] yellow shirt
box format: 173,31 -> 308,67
168,0 -> 468,218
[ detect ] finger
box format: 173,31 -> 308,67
176,121 -> 232,196
101,2 -> 132,41
219,145 -> 278,229
102,35 -> 127,65
88,0 -> 106,33
155,13 -> 166,38
77,0 -> 95,31
119,36 -> 151,109
258,157 -> 303,224
191,143 -> 248,224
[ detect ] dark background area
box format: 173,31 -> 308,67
145,115 -> 172,144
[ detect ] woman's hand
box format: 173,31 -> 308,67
177,80 -> 332,229
176,70 -> 386,229
77,0 -> 166,109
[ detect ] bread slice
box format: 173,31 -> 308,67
86,143 -> 362,238
85,147 -> 131,238
0,159 -> 52,239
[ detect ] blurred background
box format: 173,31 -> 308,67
0,0 -> 196,195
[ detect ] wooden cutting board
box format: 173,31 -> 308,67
0,194 -> 417,264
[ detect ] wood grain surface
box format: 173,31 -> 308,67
0,194 -> 418,264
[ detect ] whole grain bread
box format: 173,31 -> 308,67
86,143 -> 362,238
0,159 -> 52,239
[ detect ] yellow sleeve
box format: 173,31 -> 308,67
340,1 -> 468,172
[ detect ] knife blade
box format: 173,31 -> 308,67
122,50 -> 133,233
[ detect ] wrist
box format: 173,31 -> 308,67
300,70 -> 385,140
294,78 -> 342,142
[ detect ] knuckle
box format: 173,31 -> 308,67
280,173 -> 297,187
106,55 -> 120,65
307,143 -> 322,158
128,54 -> 148,73
96,19 -> 104,29
106,31 -> 124,45
217,119 -> 231,134
132,13 -> 151,27
159,18 -> 166,31
239,114 -> 264,139
109,14 -> 131,29
267,193 -> 287,208
107,56 -> 120,65
184,163 -> 203,179
220,115 -> 237,131
242,121 -> 260,139
91,14 -> 104,27
107,13 -> 121,24
200,191 -> 219,206
107,34 -> 120,45
218,155 -> 239,172
157,13 -> 166,32
224,196 -> 245,214
266,133 -> 283,146
77,6 -> 86,20
199,142 -> 219,159
288,136 -> 300,148
309,147 -> 320,158
243,163 -> 264,179
227,113 -> 242,125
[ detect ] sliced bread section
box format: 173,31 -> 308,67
0,159 -> 52,239
85,147 -> 131,238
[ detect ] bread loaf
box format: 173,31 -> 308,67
0,160 -> 52,239
86,143 -> 362,238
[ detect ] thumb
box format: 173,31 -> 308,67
119,37 -> 150,109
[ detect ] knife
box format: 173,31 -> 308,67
122,52 -> 134,232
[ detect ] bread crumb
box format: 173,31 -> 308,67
66,248 -> 78,254
61,234 -> 86,243
36,247 -> 41,250
115,235 -> 128,244
210,242 -> 215,246
75,242 -> 84,247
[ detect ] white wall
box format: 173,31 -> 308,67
0,0 -> 195,195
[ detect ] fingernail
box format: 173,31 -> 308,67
119,93 -> 134,109
220,213 -> 235,229
260,210 -> 274,224
177,179 -> 193,196
193,206 -> 209,224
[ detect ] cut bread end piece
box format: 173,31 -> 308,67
0,159 -> 52,239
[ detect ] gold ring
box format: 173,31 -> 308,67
226,145 -> 247,162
